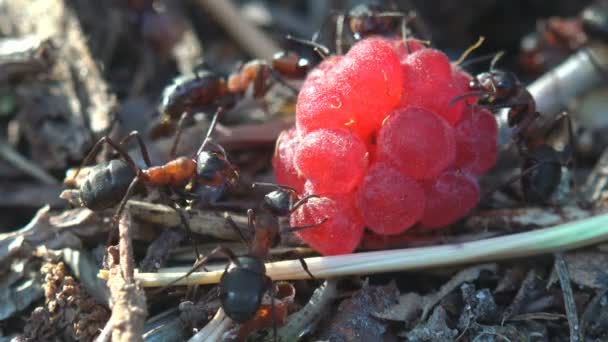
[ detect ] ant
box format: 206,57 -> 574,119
154,46 -> 316,156
63,108 -> 238,243
452,53 -> 540,145
333,3 -> 420,54
152,186 -> 327,329
518,112 -> 576,205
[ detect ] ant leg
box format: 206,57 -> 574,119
170,112 -> 189,159
151,245 -> 239,294
107,176 -> 141,245
479,161 -> 547,201
118,130 -> 152,167
282,216 -> 329,233
72,136 -> 141,181
195,107 -> 224,158
173,202 -> 201,259
247,209 -> 257,237
267,68 -> 299,95
224,212 -> 251,246
288,194 -> 320,213
297,256 -> 316,280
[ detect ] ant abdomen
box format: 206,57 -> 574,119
521,145 -> 565,205
80,159 -> 136,211
220,256 -> 270,323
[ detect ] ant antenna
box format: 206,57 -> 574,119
490,51 -> 505,71
195,107 -> 224,158
285,35 -> 331,58
459,52 -> 503,68
454,36 -> 485,65
448,91 -> 489,106
282,217 -> 329,233
251,182 -> 298,193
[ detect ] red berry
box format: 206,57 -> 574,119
290,194 -> 364,255
388,38 -> 425,61
296,80 -> 360,137
404,49 -> 452,82
294,129 -> 369,193
454,107 -> 498,175
378,107 -> 456,180
306,55 -> 343,84
421,170 -> 480,228
357,163 -> 425,235
272,127 -> 305,192
297,38 -> 403,140
399,49 -> 467,125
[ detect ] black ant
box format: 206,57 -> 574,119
334,3 -> 418,54
154,46 -> 317,156
63,108 -> 238,242
152,186 -> 326,330
518,112 -> 576,205
452,53 -> 540,144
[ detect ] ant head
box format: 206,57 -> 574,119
252,183 -> 298,217
196,144 -> 238,187
471,70 -> 519,103
348,3 -> 395,39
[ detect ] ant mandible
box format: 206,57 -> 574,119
64,108 -> 238,242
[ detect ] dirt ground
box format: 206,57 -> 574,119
2,0 -> 608,341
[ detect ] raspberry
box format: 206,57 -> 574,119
290,194 -> 365,255
377,107 -> 456,180
305,55 -> 343,84
296,80 -> 359,137
274,38 -> 501,253
272,127 -> 305,192
421,170 -> 480,228
454,107 -> 498,175
294,129 -> 369,194
399,49 -> 467,125
357,163 -> 425,235
389,38 -> 425,61
296,38 -> 402,140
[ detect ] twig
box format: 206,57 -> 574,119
127,200 -> 246,241
106,211 -> 147,342
581,146 -> 608,206
188,308 -> 233,342
529,44 -> 608,116
108,212 -> 608,287
118,211 -> 135,282
195,0 -> 280,60
0,141 -> 57,185
554,253 -> 581,342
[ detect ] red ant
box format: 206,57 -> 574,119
63,108 -> 238,243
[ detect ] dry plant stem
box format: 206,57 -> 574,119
0,141 -> 57,185
127,213 -> 608,287
529,44 -> 608,116
195,0 -> 280,60
554,253 -> 581,342
107,211 -> 147,342
581,146 -> 608,206
188,308 -> 232,342
127,200 -> 246,240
